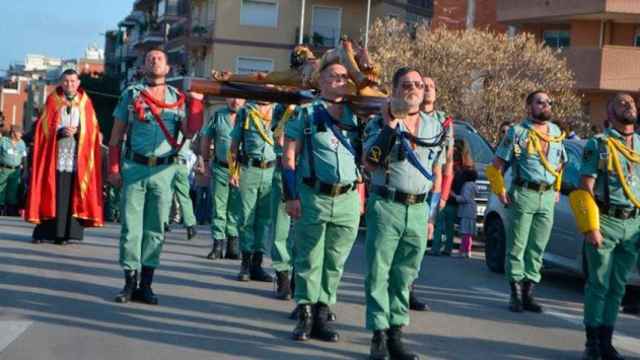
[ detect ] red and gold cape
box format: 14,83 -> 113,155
26,87 -> 104,227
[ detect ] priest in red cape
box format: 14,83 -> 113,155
26,69 -> 104,245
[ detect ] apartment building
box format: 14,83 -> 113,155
497,0 -> 640,124
107,0 -> 434,87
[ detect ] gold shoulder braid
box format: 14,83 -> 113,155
606,137 -> 640,208
245,107 -> 275,146
526,128 -> 566,190
273,105 -> 296,140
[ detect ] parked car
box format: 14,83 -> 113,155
453,120 -> 493,225
482,139 -> 640,286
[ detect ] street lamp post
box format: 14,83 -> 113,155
298,0 -> 306,44
364,0 -> 371,49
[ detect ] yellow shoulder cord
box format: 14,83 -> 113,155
526,129 -> 565,189
273,105 -> 296,140
607,137 -> 640,208
247,108 -> 275,146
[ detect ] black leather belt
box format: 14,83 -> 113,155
0,164 -> 18,170
514,178 -> 553,192
240,158 -> 276,169
214,159 -> 229,168
130,152 -> 176,167
597,202 -> 640,220
303,178 -> 355,197
371,185 -> 427,205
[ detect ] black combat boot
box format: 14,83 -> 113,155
238,252 -> 251,281
133,266 -> 158,305
409,283 -> 431,311
370,330 -> 390,360
275,271 -> 292,300
582,326 -> 601,360
292,304 -> 313,341
186,226 -> 197,240
114,270 -> 137,303
509,281 -> 524,312
312,303 -> 339,342
521,280 -> 543,313
206,239 -> 224,260
599,326 -> 624,360
225,236 -> 240,259
387,326 -> 419,360
250,252 -> 273,282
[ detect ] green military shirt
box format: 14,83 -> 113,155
580,128 -> 640,208
177,138 -> 191,160
285,100 -> 359,185
203,106 -> 236,163
112,83 -> 185,158
495,118 -> 567,185
0,137 -> 26,167
364,111 -> 447,195
230,102 -> 279,162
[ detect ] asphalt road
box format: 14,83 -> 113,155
0,217 -> 638,360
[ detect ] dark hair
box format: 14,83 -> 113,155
392,67 -> 423,90
525,90 -> 547,106
498,121 -> 512,130
144,47 -> 167,60
60,68 -> 79,79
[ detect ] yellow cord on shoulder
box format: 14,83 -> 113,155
606,137 -> 640,208
247,108 -> 274,146
526,129 -> 565,180
274,105 -> 296,140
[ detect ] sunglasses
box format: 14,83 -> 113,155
401,81 -> 425,90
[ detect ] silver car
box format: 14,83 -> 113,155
482,139 -> 640,286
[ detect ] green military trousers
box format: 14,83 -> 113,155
584,214 -> 640,327
270,169 -> 293,272
119,160 -> 176,270
365,194 -> 428,330
173,163 -> 196,227
431,203 -> 457,255
238,165 -> 274,253
293,184 -> 360,305
210,163 -> 240,240
0,167 -> 20,206
506,186 -> 556,283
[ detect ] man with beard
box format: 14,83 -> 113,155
283,62 -> 361,343
201,97 -> 245,260
27,69 -> 104,244
108,48 -> 203,305
228,100 -> 284,282
363,67 -> 445,360
570,93 -> 640,359
488,91 -> 566,313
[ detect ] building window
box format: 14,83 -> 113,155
240,0 -> 278,28
157,0 -> 166,17
635,30 -> 640,47
543,30 -> 570,49
311,6 -> 342,48
236,57 -> 274,74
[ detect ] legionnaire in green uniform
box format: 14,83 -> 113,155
0,127 -> 27,216
201,98 -> 244,260
172,138 -> 197,239
272,104 -> 296,300
108,48 -> 202,305
283,63 -> 361,343
363,68 -> 445,360
488,91 -> 566,313
228,101 -> 283,283
570,93 -> 640,360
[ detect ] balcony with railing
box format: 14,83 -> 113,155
167,21 -> 214,48
497,0 -> 640,23
564,45 -> 640,92
295,25 -> 341,50
157,0 -> 189,24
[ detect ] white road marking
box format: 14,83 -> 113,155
0,321 -> 32,353
472,287 -> 640,355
